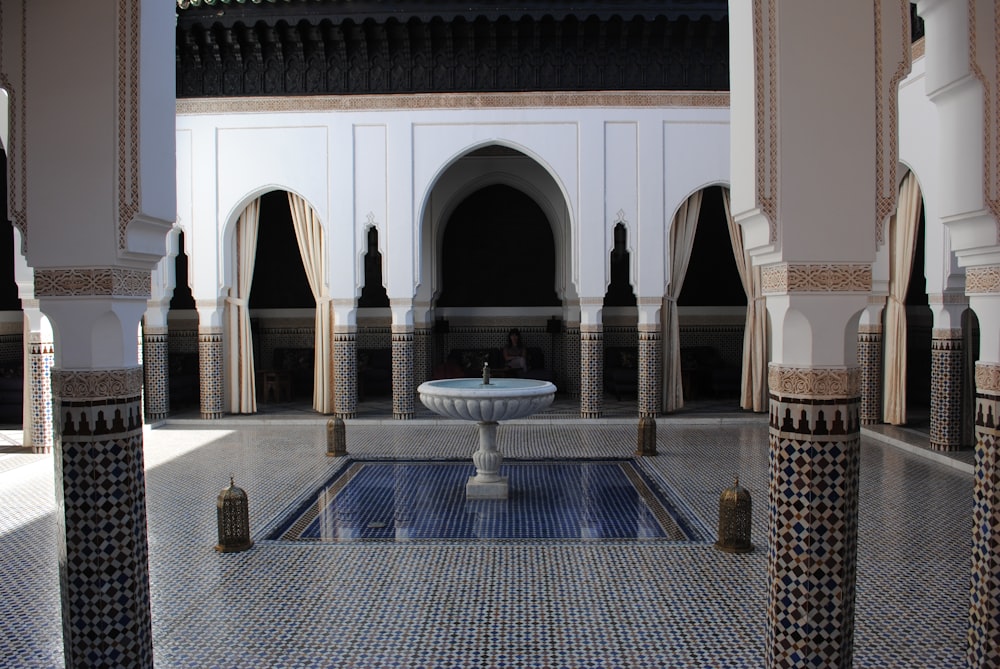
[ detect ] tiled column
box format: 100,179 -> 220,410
391,327 -> 414,419
564,325 -> 581,398
966,274 -> 1000,667
52,366 -> 153,667
142,326 -> 169,422
580,324 -> 603,419
36,274 -> 160,669
334,330 -> 357,419
767,364 -> 861,668
413,326 -> 432,389
391,300 -> 415,419
971,361 -> 1000,667
858,298 -> 885,426
638,323 -> 662,418
930,330 -> 964,451
929,295 -> 968,451
23,304 -> 54,454
199,327 -> 224,419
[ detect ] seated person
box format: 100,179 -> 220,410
502,328 -> 528,376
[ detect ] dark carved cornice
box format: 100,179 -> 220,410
176,2 -> 730,97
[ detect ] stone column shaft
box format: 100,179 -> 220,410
638,326 -> 662,417
334,331 -> 358,419
767,364 -> 861,668
392,327 -> 415,419
930,329 -> 964,451
199,327 -> 224,419
580,325 -> 603,418
858,325 -> 883,426
53,366 -> 153,668
142,327 -> 169,422
27,330 -> 54,454
414,327 -> 432,389
970,362 -> 1000,667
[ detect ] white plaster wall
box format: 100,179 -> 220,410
775,4 -> 877,263
898,56 -> 963,295
175,103 -> 731,316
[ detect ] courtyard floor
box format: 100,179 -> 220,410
0,396 -> 974,668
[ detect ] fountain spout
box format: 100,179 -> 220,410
482,361 -> 491,385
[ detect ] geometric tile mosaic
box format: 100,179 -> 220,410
0,413 -> 974,668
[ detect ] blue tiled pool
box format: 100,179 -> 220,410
270,459 -> 704,542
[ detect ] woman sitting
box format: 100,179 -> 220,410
502,328 -> 528,376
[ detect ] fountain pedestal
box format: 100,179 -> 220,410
468,421 -> 507,498
416,377 -> 557,500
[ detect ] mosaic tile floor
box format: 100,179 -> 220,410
0,411 -> 973,668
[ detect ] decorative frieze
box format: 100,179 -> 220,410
767,365 -> 861,401
761,264 -> 871,294
51,367 -> 144,401
966,266 -> 1000,294
34,267 -> 151,298
976,362 -> 1000,393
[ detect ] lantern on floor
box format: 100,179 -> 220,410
635,415 -> 657,456
215,476 -> 253,553
327,416 -> 347,457
714,477 -> 753,554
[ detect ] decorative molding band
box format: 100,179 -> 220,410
858,324 -> 883,336
966,266 -> 1000,294
752,0 -> 778,241
911,37 -> 925,60
768,364 -> 861,400
143,326 -> 168,336
761,264 -> 871,294
637,325 -> 662,336
580,324 -> 603,336
931,328 -> 964,341
927,292 -> 970,305
391,325 -> 414,335
51,367 -> 144,401
637,296 -> 664,306
117,0 -> 141,251
35,267 -> 151,298
198,326 -> 223,336
975,362 -> 1000,393
872,0 -> 911,247
868,294 -> 888,305
177,91 -> 730,116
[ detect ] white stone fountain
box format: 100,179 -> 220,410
417,365 -> 556,499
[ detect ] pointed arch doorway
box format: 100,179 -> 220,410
229,190 -> 333,414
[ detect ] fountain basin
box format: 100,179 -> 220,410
417,378 -> 556,422
417,377 -> 557,499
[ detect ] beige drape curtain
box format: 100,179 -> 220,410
227,199 -> 259,414
883,171 -> 922,425
721,188 -> 768,412
287,192 -> 334,414
662,190 -> 703,413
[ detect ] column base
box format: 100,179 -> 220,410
466,476 -> 509,499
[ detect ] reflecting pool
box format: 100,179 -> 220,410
269,459 -> 705,542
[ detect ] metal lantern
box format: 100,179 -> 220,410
635,415 -> 657,456
327,417 -> 347,457
215,476 -> 253,553
714,477 -> 754,554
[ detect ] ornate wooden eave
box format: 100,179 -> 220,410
176,0 -> 731,97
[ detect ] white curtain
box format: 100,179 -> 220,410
662,190 -> 703,413
227,199 -> 259,414
287,192 -> 334,414
721,188 -> 768,412
883,171 -> 922,425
